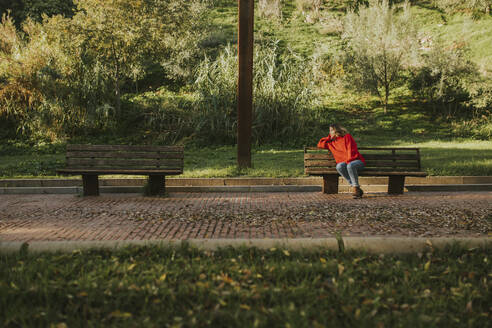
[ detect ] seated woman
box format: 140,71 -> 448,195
317,124 -> 365,198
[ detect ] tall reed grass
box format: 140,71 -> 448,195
258,0 -> 283,20
194,40 -> 323,145
296,0 -> 322,23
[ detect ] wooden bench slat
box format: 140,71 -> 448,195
305,146 -> 420,152
67,144 -> 184,152
306,167 -> 424,174
305,154 -> 418,161
306,167 -> 421,172
365,168 -> 421,172
66,158 -> 183,167
58,169 -> 183,175
362,154 -> 418,160
304,160 -> 337,167
364,161 -> 419,168
65,165 -> 183,171
304,153 -> 335,160
305,161 -> 419,168
359,147 -> 420,151
66,151 -> 184,159
65,164 -> 183,170
305,168 -> 427,177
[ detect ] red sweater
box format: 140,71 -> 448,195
317,134 -> 365,164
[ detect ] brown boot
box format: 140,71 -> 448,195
352,186 -> 364,199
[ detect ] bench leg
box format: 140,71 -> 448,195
82,174 -> 99,196
322,175 -> 339,194
148,175 -> 166,196
388,175 -> 405,195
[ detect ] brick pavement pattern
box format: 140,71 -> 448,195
0,192 -> 491,242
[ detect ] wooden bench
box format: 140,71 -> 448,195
57,144 -> 184,196
304,147 -> 427,194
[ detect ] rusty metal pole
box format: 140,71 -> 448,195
237,0 -> 254,168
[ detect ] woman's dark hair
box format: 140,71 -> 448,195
329,123 -> 348,137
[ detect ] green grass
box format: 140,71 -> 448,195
411,5 -> 492,74
1,139 -> 491,178
208,1 -> 492,72
207,0 -> 342,57
394,140 -> 492,176
1,244 -> 490,327
0,153 -> 66,178
182,146 -> 305,178
183,140 -> 492,177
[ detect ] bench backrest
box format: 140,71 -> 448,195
304,147 -> 422,175
65,144 -> 184,172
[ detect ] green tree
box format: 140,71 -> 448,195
0,0 -> 208,140
0,0 -> 75,28
342,0 -> 418,113
65,0 -> 206,116
433,0 -> 491,16
0,14 -> 65,139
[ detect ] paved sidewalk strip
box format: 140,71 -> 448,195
2,177 -> 492,194
0,192 -> 490,242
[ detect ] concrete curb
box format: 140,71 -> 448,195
1,184 -> 492,194
405,184 -> 492,192
1,177 -> 492,194
2,176 -> 492,187
1,237 -> 490,254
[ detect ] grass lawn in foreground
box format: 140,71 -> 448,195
0,140 -> 491,178
1,244 -> 490,327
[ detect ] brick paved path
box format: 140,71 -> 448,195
0,192 -> 491,242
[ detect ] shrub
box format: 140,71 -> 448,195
467,79 -> 492,112
408,42 -> 478,117
453,78 -> 492,140
451,115 -> 492,139
342,0 -> 419,113
0,0 -> 208,142
433,0 -> 491,16
0,15 -> 60,140
0,0 -> 76,28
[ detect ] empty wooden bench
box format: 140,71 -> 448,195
304,147 -> 427,194
57,144 -> 184,196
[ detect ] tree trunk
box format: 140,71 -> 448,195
111,38 -> 121,117
237,0 -> 254,169
115,74 -> 121,117
383,53 -> 388,115
384,83 -> 389,115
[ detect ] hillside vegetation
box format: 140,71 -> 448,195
0,0 -> 491,161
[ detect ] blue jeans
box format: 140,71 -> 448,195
336,160 -> 365,187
